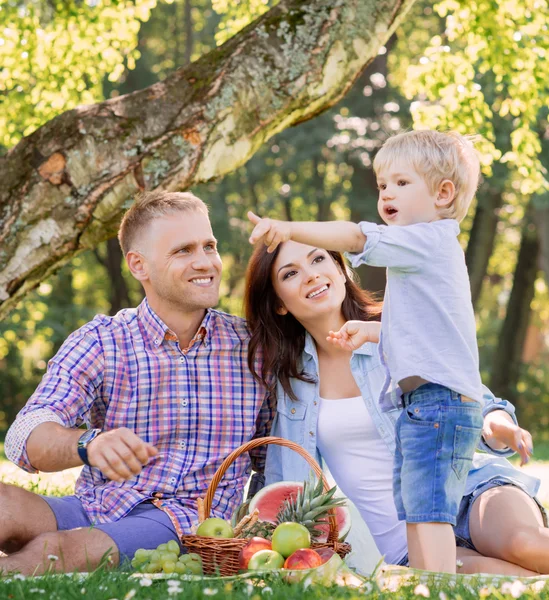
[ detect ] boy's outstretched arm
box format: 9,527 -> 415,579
247,211 -> 366,253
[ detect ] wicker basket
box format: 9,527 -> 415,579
180,436 -> 351,576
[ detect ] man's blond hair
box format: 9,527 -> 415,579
118,191 -> 208,255
373,130 -> 480,222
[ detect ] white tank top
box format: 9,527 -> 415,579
317,395 -> 407,565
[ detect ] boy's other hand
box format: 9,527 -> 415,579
482,412 -> 533,466
248,211 -> 291,253
327,320 -> 381,351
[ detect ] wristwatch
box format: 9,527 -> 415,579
77,428 -> 102,467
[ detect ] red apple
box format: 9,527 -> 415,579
284,548 -> 323,570
315,547 -> 336,564
247,549 -> 285,570
238,537 -> 272,570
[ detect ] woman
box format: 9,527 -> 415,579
245,239 -> 548,575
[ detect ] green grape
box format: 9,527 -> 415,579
185,560 -> 203,576
147,561 -> 162,573
162,560 -> 177,574
156,543 -> 169,552
135,548 -> 152,561
174,562 -> 189,574
166,540 -> 180,555
150,550 -> 161,563
160,551 -> 179,564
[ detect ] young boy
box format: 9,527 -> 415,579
247,130 -> 488,573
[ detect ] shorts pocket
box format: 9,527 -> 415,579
452,425 -> 481,480
404,403 -> 441,426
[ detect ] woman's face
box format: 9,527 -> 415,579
271,240 -> 347,324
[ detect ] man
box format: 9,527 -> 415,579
2,191 -> 273,575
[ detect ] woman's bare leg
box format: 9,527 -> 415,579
456,546 -> 538,576
469,485 -> 549,574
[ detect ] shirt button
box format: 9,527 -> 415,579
313,401 -> 317,406
180,441 -> 186,448
169,477 -> 177,483
290,408 -> 296,414
179,356 -> 185,363
154,339 -> 160,345
181,400 -> 188,407
309,431 -> 314,437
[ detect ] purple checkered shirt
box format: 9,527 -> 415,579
5,299 -> 273,534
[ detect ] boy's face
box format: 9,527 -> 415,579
376,160 -> 440,226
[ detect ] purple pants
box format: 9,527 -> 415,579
41,495 -> 181,562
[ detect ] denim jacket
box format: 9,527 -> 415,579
264,334 -> 540,499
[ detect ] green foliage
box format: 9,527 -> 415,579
0,0 -> 156,148
212,0 -> 276,44
392,0 -> 549,194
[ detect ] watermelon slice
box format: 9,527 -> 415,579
248,481 -> 351,542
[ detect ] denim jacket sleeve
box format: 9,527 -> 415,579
478,384 -> 518,457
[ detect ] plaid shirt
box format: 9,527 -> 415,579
5,299 -> 273,534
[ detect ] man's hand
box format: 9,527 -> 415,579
87,428 -> 158,482
248,211 -> 292,253
327,321 -> 381,351
482,411 -> 533,466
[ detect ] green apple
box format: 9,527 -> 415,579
195,517 -> 234,538
247,549 -> 285,570
271,522 -> 311,558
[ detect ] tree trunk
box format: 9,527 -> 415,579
490,214 -> 539,406
0,0 -> 416,319
465,184 -> 503,309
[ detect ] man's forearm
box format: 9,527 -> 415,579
289,221 -> 366,253
26,422 -> 84,472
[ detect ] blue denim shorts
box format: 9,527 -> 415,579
394,383 -> 483,525
41,495 -> 182,562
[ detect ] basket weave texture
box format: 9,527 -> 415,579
180,436 -> 352,576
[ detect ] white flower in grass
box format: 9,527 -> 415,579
245,583 -> 255,596
531,580 -> 546,593
47,554 -> 59,561
414,583 -> 430,597
501,580 -> 527,598
123,590 -> 137,600
203,589 -> 219,596
139,577 -> 153,587
362,581 -> 373,594
456,559 -> 463,569
29,589 -> 45,594
167,587 -> 181,596
13,574 -> 26,580
262,587 -> 273,594
385,578 -> 401,592
439,591 -> 447,600
479,587 -> 491,598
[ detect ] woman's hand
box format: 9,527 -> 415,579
482,410 -> 533,466
327,320 -> 381,351
248,211 -> 292,253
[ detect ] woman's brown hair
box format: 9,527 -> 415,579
244,243 -> 382,401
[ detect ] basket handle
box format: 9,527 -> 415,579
200,436 -> 339,544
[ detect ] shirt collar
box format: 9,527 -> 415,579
137,298 -> 212,349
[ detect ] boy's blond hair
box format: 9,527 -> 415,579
118,190 -> 208,255
373,130 -> 480,222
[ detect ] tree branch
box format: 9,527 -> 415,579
0,0 -> 415,318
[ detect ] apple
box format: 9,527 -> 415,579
271,522 -> 311,558
247,549 -> 285,570
284,548 -> 323,570
238,537 -> 272,569
195,517 -> 234,538
315,547 -> 336,564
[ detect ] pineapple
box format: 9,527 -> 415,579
275,477 -> 347,541
237,477 -> 346,541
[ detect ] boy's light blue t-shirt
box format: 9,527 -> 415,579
347,219 -> 483,404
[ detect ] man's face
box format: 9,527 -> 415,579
137,209 -> 222,314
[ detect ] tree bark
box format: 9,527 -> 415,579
490,214 -> 539,406
0,0 -> 415,319
465,183 -> 504,309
